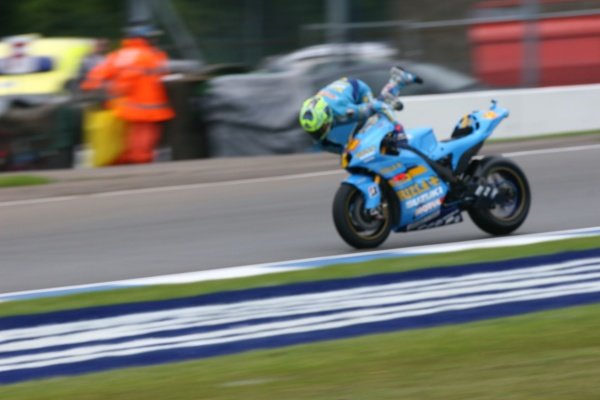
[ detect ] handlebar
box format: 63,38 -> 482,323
391,99 -> 403,111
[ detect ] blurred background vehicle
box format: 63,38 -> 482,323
0,35 -> 95,170
201,42 -> 486,157
0,34 -> 94,98
258,42 -> 484,95
1,0 -> 600,166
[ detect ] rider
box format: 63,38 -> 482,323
299,66 -> 422,154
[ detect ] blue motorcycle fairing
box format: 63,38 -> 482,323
404,206 -> 463,232
342,154 -> 450,230
343,117 -> 449,228
342,116 -> 403,214
342,174 -> 381,211
327,123 -> 357,149
341,100 -> 507,232
405,105 -> 509,171
389,148 -> 449,227
406,127 -> 437,155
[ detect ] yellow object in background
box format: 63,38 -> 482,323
0,35 -> 95,96
83,108 -> 125,167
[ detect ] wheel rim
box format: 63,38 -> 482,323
345,188 -> 389,239
486,167 -> 526,222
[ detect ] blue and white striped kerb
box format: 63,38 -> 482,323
1,248 -> 600,385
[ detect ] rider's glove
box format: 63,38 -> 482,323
371,99 -> 399,122
371,99 -> 404,129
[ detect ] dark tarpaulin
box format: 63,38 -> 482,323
200,72 -> 315,157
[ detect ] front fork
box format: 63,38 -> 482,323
343,173 -> 383,213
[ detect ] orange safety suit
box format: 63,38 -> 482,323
81,38 -> 175,164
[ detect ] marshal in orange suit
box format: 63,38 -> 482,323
81,26 -> 174,164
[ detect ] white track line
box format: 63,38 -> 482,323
0,170 -> 341,208
1,226 -> 598,303
503,143 -> 600,157
0,143 -> 598,208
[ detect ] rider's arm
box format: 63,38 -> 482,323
334,101 -> 376,124
352,79 -> 378,121
328,78 -> 377,124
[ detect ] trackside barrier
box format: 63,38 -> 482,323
399,84 -> 600,140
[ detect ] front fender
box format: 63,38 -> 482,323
343,174 -> 381,210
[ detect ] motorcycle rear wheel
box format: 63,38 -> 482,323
468,156 -> 531,235
332,183 -> 392,249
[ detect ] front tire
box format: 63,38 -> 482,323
468,156 -> 531,235
332,184 -> 392,249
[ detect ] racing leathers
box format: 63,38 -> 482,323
313,67 -> 418,154
315,77 -> 375,154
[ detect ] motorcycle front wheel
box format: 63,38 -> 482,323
468,156 -> 531,235
332,184 -> 392,249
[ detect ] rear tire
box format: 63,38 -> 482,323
468,156 -> 531,235
332,184 -> 392,249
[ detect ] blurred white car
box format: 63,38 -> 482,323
258,42 -> 483,95
202,43 -> 485,156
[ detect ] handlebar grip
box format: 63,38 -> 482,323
392,99 -> 403,111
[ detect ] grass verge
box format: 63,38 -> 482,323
0,175 -> 52,188
1,300 -> 599,399
1,235 -> 598,318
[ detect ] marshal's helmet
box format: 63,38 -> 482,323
299,96 -> 333,141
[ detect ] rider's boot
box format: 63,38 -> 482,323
379,66 -> 416,102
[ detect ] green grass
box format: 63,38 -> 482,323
1,235 -> 598,318
1,301 -> 599,399
0,175 -> 52,188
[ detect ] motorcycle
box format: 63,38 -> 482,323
332,89 -> 531,249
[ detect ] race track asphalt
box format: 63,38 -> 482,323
1,135 -> 600,293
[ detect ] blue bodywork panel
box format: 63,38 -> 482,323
341,100 -> 509,232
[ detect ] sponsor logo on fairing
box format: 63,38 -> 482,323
405,187 -> 444,208
414,198 -> 442,217
355,146 -> 376,162
368,184 -> 379,198
390,165 -> 429,186
398,176 -> 440,201
380,162 -> 403,176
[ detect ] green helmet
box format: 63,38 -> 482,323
299,96 -> 333,141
